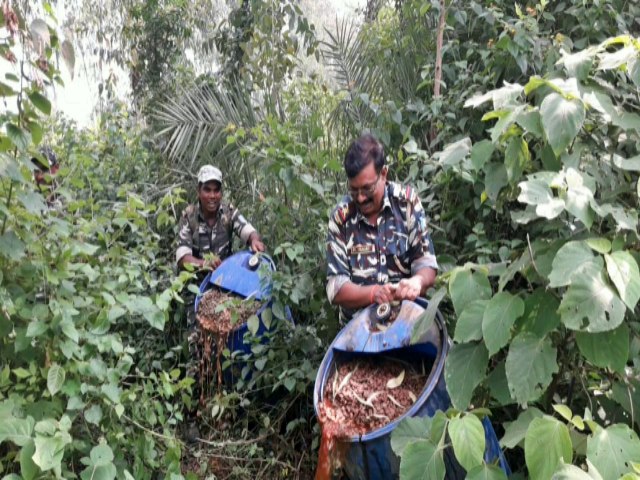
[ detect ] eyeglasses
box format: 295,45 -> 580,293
347,173 -> 381,199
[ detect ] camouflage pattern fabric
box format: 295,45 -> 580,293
326,181 -> 438,323
175,201 -> 256,266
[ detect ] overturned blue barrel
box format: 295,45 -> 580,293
195,250 -> 279,381
313,298 -> 509,479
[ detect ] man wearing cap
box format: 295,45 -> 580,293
176,164 -> 265,273
176,164 -> 265,442
326,133 -> 438,325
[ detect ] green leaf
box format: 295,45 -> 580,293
525,417 -> 573,480
6,123 -> 31,151
562,168 -> 595,228
605,251 -> 640,310
391,416 -> 432,456
90,443 -> 114,467
449,269 -> 491,315
548,241 -> 603,288
516,110 -> 544,138
28,92 -> 51,115
61,40 -> 75,78
445,342 -> 488,410
436,137 -> 471,167
586,238 -> 611,254
247,315 -> 259,335
33,431 -> 71,472
454,299 -> 487,343
0,231 -> 26,261
482,292 -> 524,356
84,405 -> 103,425
470,140 -> 495,170
587,424 -> 640,479
540,93 -> 586,157
101,383 -> 121,404
47,364 -> 65,397
559,271 -> 626,332
505,136 -> 529,183
466,463 -> 509,480
398,439 -> 445,480
448,414 -> 485,471
517,178 -> 564,219
0,416 -> 35,446
551,463 -> 602,479
484,163 -> 508,201
576,324 -> 629,373
30,19 -> 50,47
412,286 -> 446,343
17,191 -> 47,214
20,439 -> 39,480
486,361 -> 513,406
506,333 -> 558,405
500,407 -> 544,448
517,289 -> 560,337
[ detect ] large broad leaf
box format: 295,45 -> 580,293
454,299 -> 487,343
482,292 -> 524,356
47,364 -> 65,397
551,463 -> 603,480
33,432 -> 72,472
592,203 -> 638,231
587,424 -> 640,479
0,231 -> 26,261
500,407 -> 544,448
562,168 -> 595,228
575,324 -> 629,373
391,417 -> 432,456
605,251 -> 640,310
6,123 -> 31,151
20,439 -> 39,480
517,289 -> 560,337
399,439 -> 445,480
517,178 -> 564,220
445,342 -> 488,410
471,140 -> 495,170
505,136 -> 529,183
0,416 -> 35,446
449,269 -> 492,315
448,415 -> 485,471
466,463 -> 509,480
484,162 -> 508,201
525,417 -> 573,480
28,92 -> 51,115
540,92 -> 586,157
548,241 -> 603,288
486,361 -> 513,406
506,333 -> 558,405
436,137 -> 471,167
559,271 -> 626,332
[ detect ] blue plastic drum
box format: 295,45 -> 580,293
194,251 -> 280,381
313,298 -> 509,479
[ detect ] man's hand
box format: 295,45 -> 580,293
202,254 -> 221,270
394,276 -> 423,301
370,283 -> 397,304
249,233 -> 265,253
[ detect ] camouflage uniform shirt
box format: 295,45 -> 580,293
326,181 -> 438,322
176,201 -> 257,266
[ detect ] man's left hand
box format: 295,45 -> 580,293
394,276 -> 423,301
250,236 -> 265,253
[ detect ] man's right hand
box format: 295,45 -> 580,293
370,283 -> 396,304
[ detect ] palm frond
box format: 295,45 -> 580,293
154,83 -> 261,170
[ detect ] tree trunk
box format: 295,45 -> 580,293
430,0 -> 446,145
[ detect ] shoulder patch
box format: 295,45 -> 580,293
332,201 -> 355,226
182,203 -> 197,218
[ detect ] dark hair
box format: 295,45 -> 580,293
31,146 -> 58,171
343,133 -> 385,178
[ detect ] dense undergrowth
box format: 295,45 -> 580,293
2,1 -> 640,479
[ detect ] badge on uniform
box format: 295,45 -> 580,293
349,244 -> 376,255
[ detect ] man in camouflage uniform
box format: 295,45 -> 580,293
326,133 -> 438,324
176,164 -> 264,440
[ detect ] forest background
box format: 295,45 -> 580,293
1,0 -> 640,479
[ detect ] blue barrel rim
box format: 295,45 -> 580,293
314,297 -> 449,443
